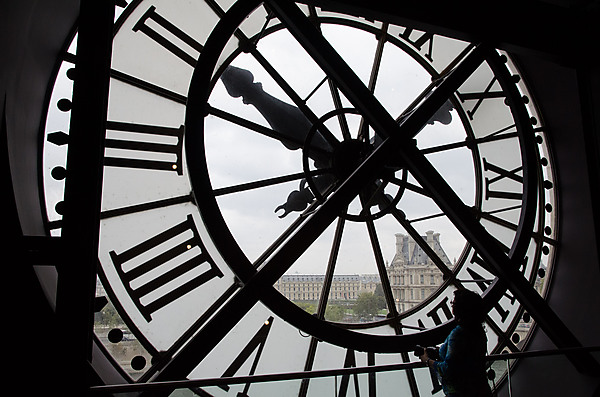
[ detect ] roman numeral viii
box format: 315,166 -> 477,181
109,215 -> 224,321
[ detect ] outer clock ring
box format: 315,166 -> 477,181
185,0 -> 540,352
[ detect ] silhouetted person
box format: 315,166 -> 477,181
420,289 -> 492,396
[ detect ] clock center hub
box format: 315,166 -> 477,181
332,139 -> 372,180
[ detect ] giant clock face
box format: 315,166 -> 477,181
42,0 -> 557,395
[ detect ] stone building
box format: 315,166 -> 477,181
387,231 -> 453,313
274,274 -> 380,302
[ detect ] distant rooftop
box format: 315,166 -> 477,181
391,231 -> 452,266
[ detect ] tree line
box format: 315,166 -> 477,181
296,285 -> 387,322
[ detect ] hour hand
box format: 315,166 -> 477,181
221,65 -> 335,217
220,65 -> 331,155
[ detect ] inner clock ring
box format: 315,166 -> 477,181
185,0 -> 541,352
301,107 -> 407,222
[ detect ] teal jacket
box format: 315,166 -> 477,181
431,324 -> 492,396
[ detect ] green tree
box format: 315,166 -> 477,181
95,302 -> 124,328
353,292 -> 385,320
296,301 -> 316,315
325,304 -> 346,322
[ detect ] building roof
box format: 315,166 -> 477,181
391,231 -> 452,267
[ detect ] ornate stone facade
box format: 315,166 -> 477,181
274,231 -> 452,314
387,231 -> 452,313
273,274 -> 380,302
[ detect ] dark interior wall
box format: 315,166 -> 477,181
494,54 -> 600,396
2,2 -> 78,394
1,0 -> 78,236
518,56 -> 600,348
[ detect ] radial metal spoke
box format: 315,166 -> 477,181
388,176 -> 430,198
249,49 -> 341,148
212,168 -> 330,197
111,68 -> 187,105
318,216 -> 346,318
358,22 -> 388,140
359,197 -> 422,397
100,194 -> 194,220
298,215 -> 344,396
420,128 -> 517,155
363,209 -> 397,316
208,104 -> 305,149
328,79 -> 353,141
221,4 -> 341,149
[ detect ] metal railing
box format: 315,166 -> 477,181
89,345 -> 600,395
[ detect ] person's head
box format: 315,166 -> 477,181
452,289 -> 485,326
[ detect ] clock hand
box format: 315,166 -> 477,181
219,63 -> 454,220
220,64 -> 333,156
220,64 -> 338,217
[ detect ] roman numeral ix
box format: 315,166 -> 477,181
104,121 -> 184,174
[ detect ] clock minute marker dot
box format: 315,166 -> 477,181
51,166 -> 67,180
108,328 -> 124,343
131,355 -> 147,371
57,98 -> 72,112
